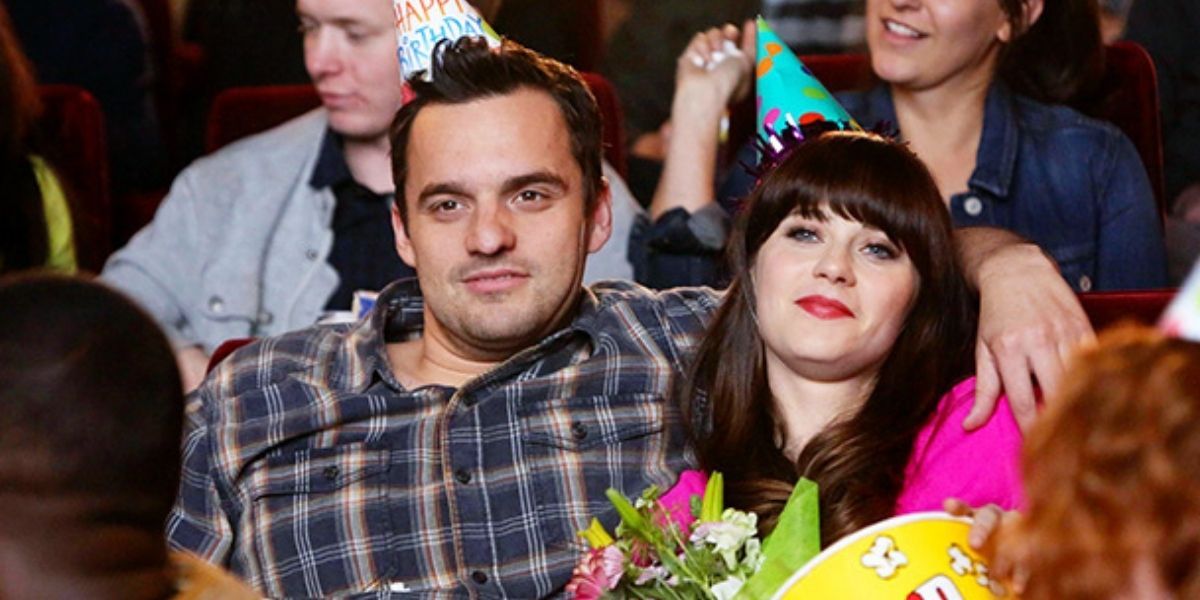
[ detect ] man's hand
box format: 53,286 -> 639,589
957,229 -> 1095,431
175,346 -> 210,393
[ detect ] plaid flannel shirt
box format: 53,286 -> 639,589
167,278 -> 719,598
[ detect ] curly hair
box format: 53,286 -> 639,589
1013,325 -> 1200,599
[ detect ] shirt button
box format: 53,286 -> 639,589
471,570 -> 488,585
1079,275 -> 1093,292
963,195 -> 984,217
571,421 -> 588,441
305,248 -> 319,261
454,468 -> 472,485
208,296 -> 224,313
258,311 -> 274,326
323,466 -> 340,481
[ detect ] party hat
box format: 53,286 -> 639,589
393,0 -> 502,82
754,16 -> 860,150
1159,262 -> 1200,340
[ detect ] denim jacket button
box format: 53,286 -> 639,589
963,196 -> 984,216
1079,275 -> 1093,292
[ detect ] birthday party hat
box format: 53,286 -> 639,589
1159,262 -> 1200,340
754,17 -> 860,154
393,0 -> 502,82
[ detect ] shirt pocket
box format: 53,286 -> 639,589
519,393 -> 678,550
244,442 -> 395,597
1046,241 -> 1097,292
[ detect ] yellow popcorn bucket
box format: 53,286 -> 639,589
771,512 -> 1013,599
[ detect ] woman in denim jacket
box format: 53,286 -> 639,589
639,0 -> 1167,292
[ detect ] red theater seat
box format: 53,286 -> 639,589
37,84 -> 111,272
205,73 -> 629,177
1078,289 -> 1175,331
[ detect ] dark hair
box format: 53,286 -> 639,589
997,0 -> 1104,104
0,275 -> 183,530
389,36 -> 603,226
685,132 -> 977,545
0,4 -> 49,271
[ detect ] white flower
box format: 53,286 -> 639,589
691,509 -> 758,553
710,576 -> 745,600
634,565 -> 669,586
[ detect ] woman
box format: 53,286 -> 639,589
685,131 -> 1022,543
645,0 -> 1166,292
0,4 -> 75,274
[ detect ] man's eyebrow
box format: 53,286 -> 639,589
417,182 -> 471,204
500,172 -> 568,196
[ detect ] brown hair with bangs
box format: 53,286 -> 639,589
684,131 -> 978,544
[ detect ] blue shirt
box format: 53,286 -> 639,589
838,83 -> 1168,291
167,278 -> 715,597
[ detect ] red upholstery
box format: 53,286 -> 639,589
206,337 -> 256,373
1083,41 -> 1164,215
787,46 -> 1164,216
37,84 -> 111,272
205,73 -> 629,178
1078,289 -> 1175,331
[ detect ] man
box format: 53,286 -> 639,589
169,37 -> 1092,597
102,0 -> 642,391
0,275 -> 256,599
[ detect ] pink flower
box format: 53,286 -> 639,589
566,544 -> 624,599
658,470 -> 708,533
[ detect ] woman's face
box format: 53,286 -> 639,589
866,0 -> 1014,91
752,210 -> 919,383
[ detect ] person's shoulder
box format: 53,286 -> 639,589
202,108 -> 329,163
202,322 -> 353,400
1010,94 -> 1124,142
588,280 -> 722,311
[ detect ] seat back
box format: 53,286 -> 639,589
205,74 -> 629,177
1078,289 -> 1175,331
37,84 -> 111,272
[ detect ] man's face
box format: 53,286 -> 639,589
298,0 -> 403,141
393,88 -> 612,358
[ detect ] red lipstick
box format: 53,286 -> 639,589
795,295 -> 855,320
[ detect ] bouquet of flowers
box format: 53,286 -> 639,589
567,471 -> 821,599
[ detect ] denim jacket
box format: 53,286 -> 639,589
635,83 -> 1169,292
839,83 -> 1168,292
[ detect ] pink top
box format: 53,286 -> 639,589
894,377 -> 1024,514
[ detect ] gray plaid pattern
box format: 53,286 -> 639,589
167,279 -> 718,598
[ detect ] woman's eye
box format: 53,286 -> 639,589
786,227 -> 819,242
864,243 -> 898,259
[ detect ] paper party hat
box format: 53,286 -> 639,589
1159,261 -> 1200,340
754,16 -> 860,147
393,0 -> 501,82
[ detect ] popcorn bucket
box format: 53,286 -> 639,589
771,512 -> 1013,599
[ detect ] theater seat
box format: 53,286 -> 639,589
797,45 -> 1165,216
1078,289 -> 1175,331
206,337 -> 256,373
37,84 -> 111,272
204,73 -> 629,177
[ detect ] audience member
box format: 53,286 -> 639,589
168,37 -> 1090,597
103,0 -> 645,391
8,0 -> 166,193
0,4 -> 75,275
601,0 -> 758,202
687,132 -> 1021,547
650,0 -> 1167,292
0,275 -> 256,599
999,326 -> 1200,598
1124,0 -> 1200,282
